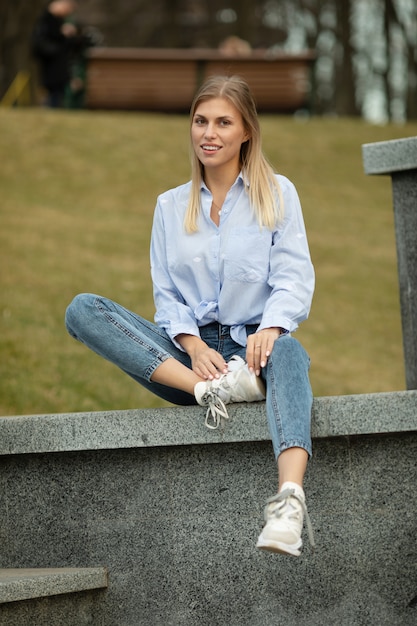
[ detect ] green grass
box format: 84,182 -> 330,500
1,108 -> 416,416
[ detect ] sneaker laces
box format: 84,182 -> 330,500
202,390 -> 230,430
201,356 -> 246,430
201,355 -> 254,430
265,488 -> 315,551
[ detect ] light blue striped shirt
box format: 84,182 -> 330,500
150,173 -> 314,348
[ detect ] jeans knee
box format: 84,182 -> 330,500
269,335 -> 311,379
65,293 -> 96,338
273,334 -> 306,358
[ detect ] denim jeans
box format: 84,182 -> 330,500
65,293 -> 313,459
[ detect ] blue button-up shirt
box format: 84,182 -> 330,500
150,173 -> 314,348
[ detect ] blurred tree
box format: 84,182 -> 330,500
334,0 -> 358,116
384,0 -> 417,120
0,0 -> 46,104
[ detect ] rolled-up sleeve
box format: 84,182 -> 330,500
150,194 -> 201,346
259,177 -> 315,332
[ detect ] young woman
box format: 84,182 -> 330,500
65,75 -> 315,557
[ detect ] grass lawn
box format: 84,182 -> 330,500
1,107 -> 416,416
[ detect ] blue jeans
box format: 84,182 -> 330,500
65,294 -> 313,458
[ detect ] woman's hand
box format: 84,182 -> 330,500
176,334 -> 228,380
246,327 -> 282,376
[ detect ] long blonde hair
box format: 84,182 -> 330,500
185,75 -> 284,233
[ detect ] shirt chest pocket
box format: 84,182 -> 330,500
223,227 -> 271,283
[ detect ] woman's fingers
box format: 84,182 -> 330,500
193,349 -> 227,380
247,328 -> 281,375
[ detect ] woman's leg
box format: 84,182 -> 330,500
256,335 -> 313,556
151,356 -> 201,393
65,293 -> 200,405
277,448 -> 309,490
264,334 -> 313,479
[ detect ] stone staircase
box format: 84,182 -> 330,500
0,568 -> 107,626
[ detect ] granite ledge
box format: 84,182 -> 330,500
0,391 -> 416,456
0,568 -> 108,604
362,136 -> 417,175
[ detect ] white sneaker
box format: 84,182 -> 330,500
194,355 -> 265,429
256,482 -> 315,557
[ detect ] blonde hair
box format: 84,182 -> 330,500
185,75 -> 283,233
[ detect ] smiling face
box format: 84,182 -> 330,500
191,97 -> 249,178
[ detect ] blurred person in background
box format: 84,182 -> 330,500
64,21 -> 99,109
32,0 -> 78,108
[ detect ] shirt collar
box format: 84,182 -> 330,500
200,171 -> 246,193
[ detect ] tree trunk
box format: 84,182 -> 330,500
235,0 -> 257,45
406,48 -> 417,119
334,0 -> 358,116
383,0 -> 397,121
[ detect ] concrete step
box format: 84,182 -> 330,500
0,568 -> 107,604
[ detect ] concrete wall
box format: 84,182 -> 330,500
1,393 -> 417,625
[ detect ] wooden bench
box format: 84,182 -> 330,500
85,47 -> 316,113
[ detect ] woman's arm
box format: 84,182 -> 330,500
176,333 -> 227,380
150,196 -> 201,345
247,177 -> 314,374
260,177 -> 315,332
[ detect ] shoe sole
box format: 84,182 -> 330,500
256,537 -> 302,557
